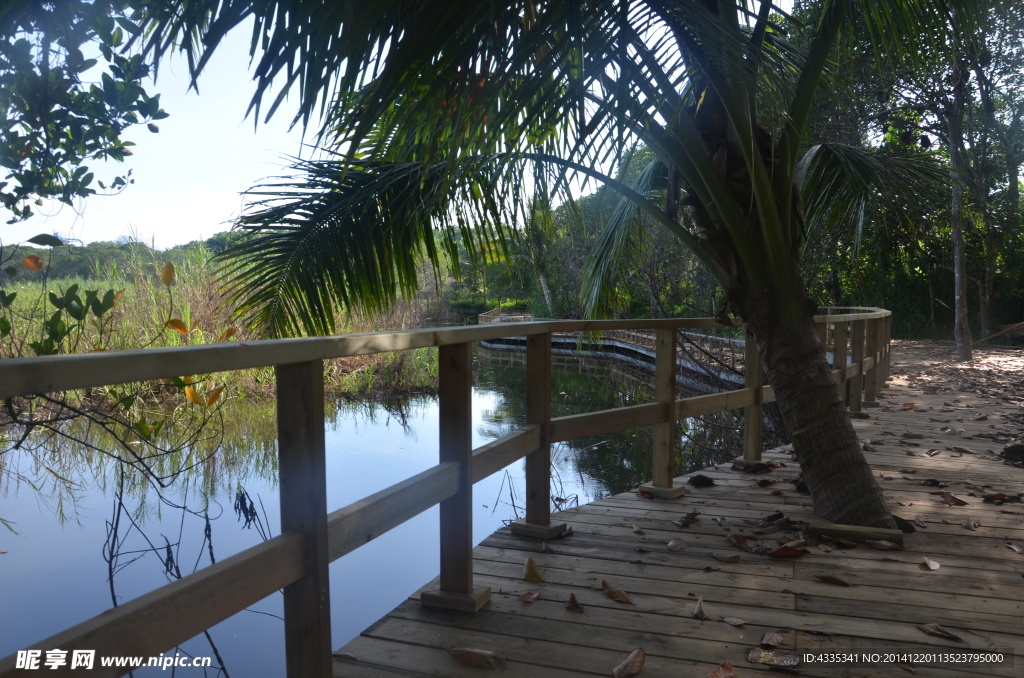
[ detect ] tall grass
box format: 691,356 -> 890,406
0,244 -> 440,398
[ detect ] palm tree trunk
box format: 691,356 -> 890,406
741,294 -> 895,529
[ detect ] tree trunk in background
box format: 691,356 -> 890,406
947,108 -> 974,361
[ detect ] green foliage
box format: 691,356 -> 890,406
0,1 -> 168,222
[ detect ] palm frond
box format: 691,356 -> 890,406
796,143 -> 949,253
217,155 -> 523,337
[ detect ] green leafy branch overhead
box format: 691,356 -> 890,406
0,0 -> 168,223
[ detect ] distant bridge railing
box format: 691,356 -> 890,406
0,308 -> 891,677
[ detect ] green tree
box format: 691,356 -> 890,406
0,1 -> 167,224
133,1 -> 983,528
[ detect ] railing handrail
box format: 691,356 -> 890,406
0,310 -> 892,677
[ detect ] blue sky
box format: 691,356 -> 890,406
6,27 -> 309,249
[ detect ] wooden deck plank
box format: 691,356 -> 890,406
335,343 -> 1024,677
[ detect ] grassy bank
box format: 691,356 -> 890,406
0,245 -> 440,400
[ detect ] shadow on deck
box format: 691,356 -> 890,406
335,342 -> 1024,677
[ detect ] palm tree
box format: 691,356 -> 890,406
134,0 -> 977,528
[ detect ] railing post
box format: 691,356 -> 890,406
864,317 -> 881,404
849,319 -> 866,412
511,331 -> 567,539
815,315 -> 828,354
422,342 -> 490,612
276,361 -> 331,678
734,329 -> 763,467
640,328 -> 685,498
833,320 -> 849,406
881,313 -> 892,387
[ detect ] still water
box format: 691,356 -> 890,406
0,347 -> 744,675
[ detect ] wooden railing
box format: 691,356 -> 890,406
0,309 -> 891,677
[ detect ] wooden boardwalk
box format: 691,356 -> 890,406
334,343 -> 1024,677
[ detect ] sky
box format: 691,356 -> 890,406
5,27 -> 310,250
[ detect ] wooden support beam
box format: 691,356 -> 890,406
0,533 -> 304,677
849,319 -> 866,412
833,320 -> 849,406
640,329 -> 684,499
327,463 -> 459,562
512,332 -> 566,539
735,330 -> 763,467
881,314 -> 893,387
276,361 -> 331,678
864,317 -> 881,405
422,343 -> 490,612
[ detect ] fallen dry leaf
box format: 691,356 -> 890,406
962,520 -> 980,531
711,552 -> 741,564
815,574 -> 852,586
817,543 -> 833,553
541,542 -> 554,554
917,623 -> 965,643
694,596 -> 709,620
746,648 -> 800,667
611,648 -> 645,678
523,557 -> 546,583
449,648 -> 506,668
940,492 -> 969,506
602,579 -> 634,605
864,539 -> 902,551
333,652 -> 357,661
667,538 -> 686,552
1006,543 -> 1024,555
721,617 -> 746,627
768,545 -> 810,558
674,511 -> 701,528
921,557 -> 940,571
897,660 -> 916,674
632,524 -> 645,535
519,591 -> 541,603
760,631 -> 784,647
706,661 -> 735,678
566,593 -> 585,613
727,534 -> 750,549
913,516 -> 928,529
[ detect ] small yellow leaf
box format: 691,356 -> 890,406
218,327 -> 239,342
206,385 -> 225,406
165,319 -> 188,335
182,375 -> 194,385
523,557 -> 546,583
184,387 -> 206,407
22,255 -> 43,271
113,290 -> 125,307
189,318 -> 201,332
160,261 -> 175,287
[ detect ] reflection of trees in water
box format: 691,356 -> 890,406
475,347 -> 778,497
3,387 -> 435,675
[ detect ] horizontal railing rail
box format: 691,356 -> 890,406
0,310 -> 891,678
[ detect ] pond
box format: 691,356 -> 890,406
0,346 -> 751,675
